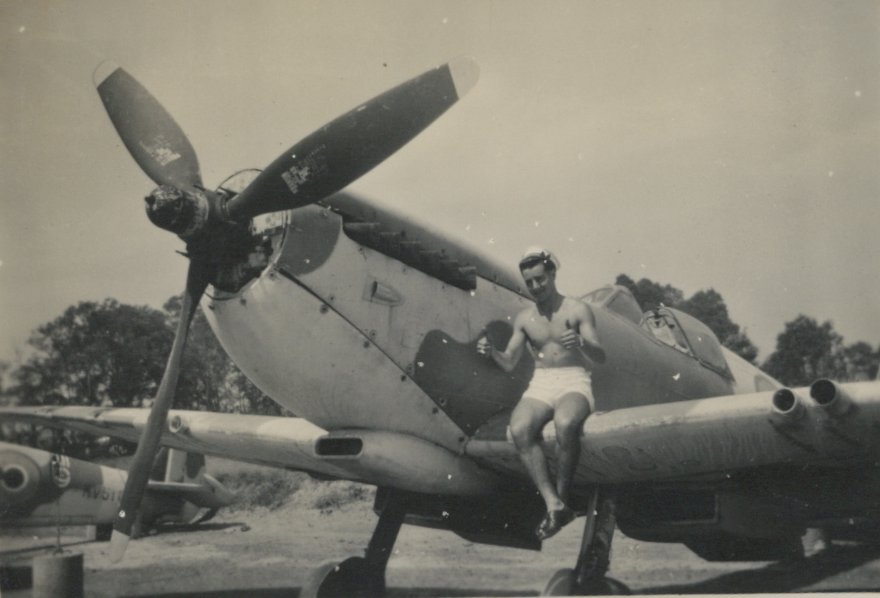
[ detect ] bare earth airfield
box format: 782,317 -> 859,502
5,476 -> 880,597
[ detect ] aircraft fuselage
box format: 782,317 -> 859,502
204,192 -> 776,451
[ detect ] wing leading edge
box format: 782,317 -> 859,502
0,406 -> 500,496
5,379 -> 877,493
467,379 -> 880,485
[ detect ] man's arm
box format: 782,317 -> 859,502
477,314 -> 528,373
561,302 -> 606,364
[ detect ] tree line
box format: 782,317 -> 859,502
615,274 -> 879,384
1,277 -> 878,415
1,296 -> 284,415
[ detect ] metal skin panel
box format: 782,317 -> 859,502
724,347 -> 782,394
204,198 -> 739,440
207,203 -> 536,439
317,430 -> 501,495
3,381 -> 880,496
279,204 -> 530,367
1,441 -> 130,526
0,441 -> 233,527
466,380 -> 880,485
588,307 -> 736,412
0,409 -> 500,496
325,192 -> 525,293
8,481 -> 124,527
260,202 -> 732,436
203,267 -> 470,451
0,408 -> 350,478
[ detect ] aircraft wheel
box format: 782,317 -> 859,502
542,568 -> 576,595
300,556 -> 384,598
578,576 -> 630,595
542,569 -> 630,596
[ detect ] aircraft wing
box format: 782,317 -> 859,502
4,380 -> 877,493
0,406 -> 501,496
467,379 -> 880,485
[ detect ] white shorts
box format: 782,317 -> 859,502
522,367 -> 595,411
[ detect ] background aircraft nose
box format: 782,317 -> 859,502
0,448 -> 42,509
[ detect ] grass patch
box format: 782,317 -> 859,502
208,458 -> 373,513
98,455 -> 374,513
303,481 -> 371,514
215,468 -> 309,511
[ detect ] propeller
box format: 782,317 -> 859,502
108,259 -> 211,560
94,62 -> 202,190
95,57 -> 479,560
225,57 -> 479,220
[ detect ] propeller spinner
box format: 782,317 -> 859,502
95,58 -> 479,560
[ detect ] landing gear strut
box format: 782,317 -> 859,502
543,488 -> 630,596
301,488 -> 407,598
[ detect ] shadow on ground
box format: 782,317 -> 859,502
147,521 -> 249,535
641,543 -> 880,594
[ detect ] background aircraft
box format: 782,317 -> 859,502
0,442 -> 233,538
2,58 -> 879,598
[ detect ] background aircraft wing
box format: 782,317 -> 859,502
467,380 -> 880,486
0,407 -> 351,480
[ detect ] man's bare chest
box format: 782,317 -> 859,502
523,315 -> 569,347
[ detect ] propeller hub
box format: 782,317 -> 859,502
144,185 -> 209,238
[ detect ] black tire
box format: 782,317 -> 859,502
300,556 -> 384,598
543,568 -> 576,596
543,568 -> 631,596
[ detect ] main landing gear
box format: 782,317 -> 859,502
299,486 -> 629,597
300,488 -> 407,598
542,489 -> 630,596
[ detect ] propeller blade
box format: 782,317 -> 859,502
109,260 -> 211,562
226,57 -> 479,221
94,62 -> 203,189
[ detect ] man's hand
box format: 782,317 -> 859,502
560,328 -> 584,350
476,335 -> 493,356
564,318 -> 606,363
561,319 -> 583,350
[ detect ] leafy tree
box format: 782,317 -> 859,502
762,315 -> 843,386
4,296 -> 282,414
615,274 -> 684,312
6,300 -> 172,406
839,341 -> 880,381
219,367 -> 286,416
0,361 -> 10,405
720,331 -> 760,365
163,295 -> 230,412
163,295 -> 282,415
679,289 -> 759,363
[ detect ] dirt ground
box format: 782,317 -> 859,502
4,493 -> 880,597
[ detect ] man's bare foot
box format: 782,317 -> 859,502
535,506 -> 576,540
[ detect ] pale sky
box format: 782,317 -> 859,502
1,0 -> 878,365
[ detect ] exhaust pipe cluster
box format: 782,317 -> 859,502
809,378 -> 853,416
771,378 -> 854,423
771,388 -> 806,421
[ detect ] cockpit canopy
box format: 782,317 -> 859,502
582,285 -> 732,379
642,307 -> 732,378
582,285 -> 642,324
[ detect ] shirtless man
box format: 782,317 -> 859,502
478,247 -> 605,540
